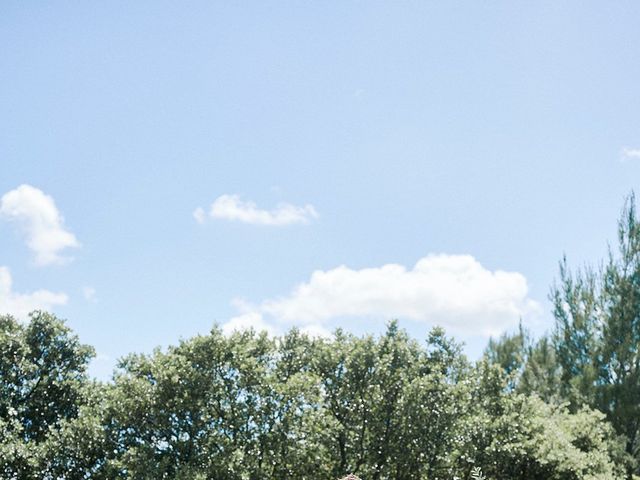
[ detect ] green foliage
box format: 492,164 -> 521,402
518,336 -> 561,403
0,311 -> 100,479
484,325 -> 562,403
312,323 -> 470,480
482,194 -> 640,478
547,194 -> 640,476
102,328 -> 330,479
0,312 -> 630,479
4,313 -> 627,479
460,373 -> 627,479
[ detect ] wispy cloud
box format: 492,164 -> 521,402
194,194 -> 318,226
621,147 -> 640,161
82,286 -> 97,302
0,266 -> 68,320
0,185 -> 80,266
192,207 -> 206,225
222,254 -> 541,338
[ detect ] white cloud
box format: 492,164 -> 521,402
0,185 -> 80,266
0,266 -> 68,320
621,147 -> 640,161
196,194 -> 318,226
221,254 -> 540,338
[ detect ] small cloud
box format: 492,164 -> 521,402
81,286 -> 97,302
195,194 -> 318,226
221,254 -> 541,338
0,185 -> 80,266
0,266 -> 68,320
621,147 -> 640,161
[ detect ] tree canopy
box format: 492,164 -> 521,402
0,315 -> 630,479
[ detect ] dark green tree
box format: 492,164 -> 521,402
551,193 -> 640,476
598,195 -> 640,469
519,336 -> 561,403
484,325 -> 561,403
0,311 -> 100,479
484,323 -> 529,391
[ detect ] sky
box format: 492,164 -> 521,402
1,2 -> 640,379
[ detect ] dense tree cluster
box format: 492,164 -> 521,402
1,195 -> 640,479
0,314 -> 628,479
486,195 -> 640,479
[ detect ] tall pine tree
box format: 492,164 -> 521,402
551,193 -> 640,477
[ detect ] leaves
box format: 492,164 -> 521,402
0,309 -> 631,479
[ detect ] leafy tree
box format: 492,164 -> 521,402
458,361 -> 627,480
312,328 -> 382,478
311,322 -> 472,480
0,311 -> 99,479
1,311 -> 631,479
104,327 -> 329,479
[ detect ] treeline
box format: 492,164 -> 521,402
1,196 -> 639,480
0,314 -> 628,480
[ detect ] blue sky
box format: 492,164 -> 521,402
1,2 -> 640,378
